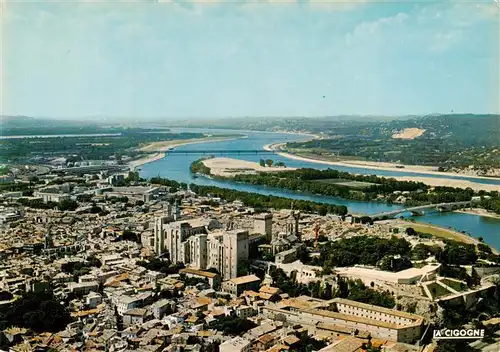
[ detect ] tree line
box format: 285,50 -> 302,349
17,197 -> 79,211
149,177 -> 349,215
206,168 -> 500,214
189,184 -> 348,215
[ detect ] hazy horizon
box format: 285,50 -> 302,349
3,113 -> 499,124
2,0 -> 499,118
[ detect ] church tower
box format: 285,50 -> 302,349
174,199 -> 181,220
44,231 -> 53,250
154,217 -> 165,255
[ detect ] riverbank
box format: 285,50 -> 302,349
140,135 -> 246,152
390,219 -> 490,249
455,208 -> 500,220
128,152 -> 165,171
202,157 -> 295,177
129,135 -> 246,170
395,176 -> 500,192
264,142 -> 500,191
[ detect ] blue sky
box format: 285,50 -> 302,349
2,0 -> 499,119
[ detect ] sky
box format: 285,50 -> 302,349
1,0 -> 499,119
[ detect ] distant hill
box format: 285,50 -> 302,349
285,114 -> 500,168
0,116 -> 109,136
379,114 -> 500,147
1,115 -> 92,128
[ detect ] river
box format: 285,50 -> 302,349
139,129 -> 500,249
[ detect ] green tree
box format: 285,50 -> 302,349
412,243 -> 431,260
212,316 -> 257,335
0,291 -> 71,333
58,199 -> 78,211
405,227 -> 417,236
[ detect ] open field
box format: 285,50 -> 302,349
202,157 -> 295,177
390,219 -> 489,248
313,178 -> 376,189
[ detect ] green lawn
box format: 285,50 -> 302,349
440,278 -> 467,292
426,282 -> 451,299
405,222 -> 478,245
314,178 -> 376,189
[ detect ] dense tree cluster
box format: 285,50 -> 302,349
106,196 -> 129,204
189,184 -> 348,215
121,230 -> 140,243
476,243 -> 500,263
437,264 -> 480,288
61,256 -> 102,280
294,334 -> 327,352
57,199 -> 79,211
305,236 -> 412,271
17,197 -> 58,209
478,194 -> 500,216
228,168 -> 427,202
0,182 -> 31,193
377,255 -> 413,272
437,241 -> 478,265
136,258 -> 185,275
337,278 -> 396,309
211,315 -> 257,335
411,243 -> 442,260
0,291 -> 72,333
268,268 -> 395,308
16,198 -> 79,211
190,159 -> 212,175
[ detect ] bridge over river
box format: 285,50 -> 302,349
151,149 -> 276,155
369,201 -> 473,220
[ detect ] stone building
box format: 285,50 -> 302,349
261,297 -> 424,343
207,229 -> 249,280
222,274 -> 261,296
286,210 -> 300,238
253,213 -> 273,240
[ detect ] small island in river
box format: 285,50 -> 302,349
199,157 -> 293,177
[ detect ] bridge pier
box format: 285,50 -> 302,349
369,201 -> 472,221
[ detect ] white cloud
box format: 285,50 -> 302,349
345,12 -> 409,45
416,2 -> 498,52
418,1 -> 498,28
